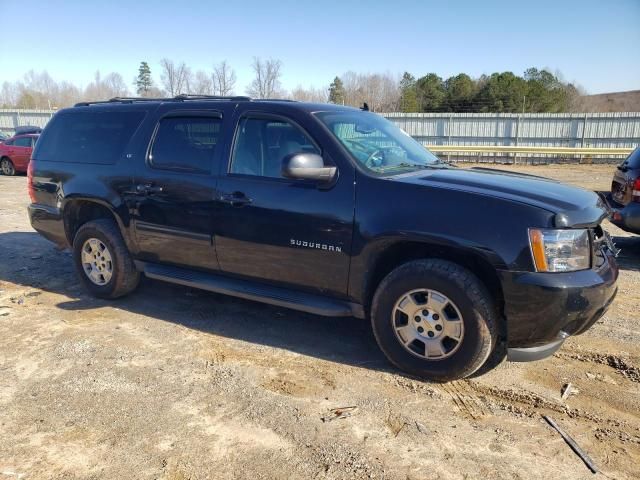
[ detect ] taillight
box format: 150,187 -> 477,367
633,178 -> 640,203
27,160 -> 36,203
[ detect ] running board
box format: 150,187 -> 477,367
137,261 -> 364,318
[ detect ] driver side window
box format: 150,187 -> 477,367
230,117 -> 319,178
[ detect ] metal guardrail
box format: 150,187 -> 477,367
426,145 -> 634,156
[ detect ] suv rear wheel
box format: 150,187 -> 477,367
1,158 -> 15,176
371,259 -> 498,381
72,219 -> 140,299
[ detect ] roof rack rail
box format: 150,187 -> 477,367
254,98 -> 297,102
75,94 -> 254,107
74,97 -> 168,106
174,94 -> 252,101
110,96 -> 169,103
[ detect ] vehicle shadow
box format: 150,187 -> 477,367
0,231 -> 392,374
612,235 -> 640,272
4,231 -> 636,380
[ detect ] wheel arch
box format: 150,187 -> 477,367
362,240 -> 505,330
62,197 -> 131,248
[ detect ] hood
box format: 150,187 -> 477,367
393,166 -> 608,228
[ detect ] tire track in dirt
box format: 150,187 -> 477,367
555,351 -> 640,383
468,383 -> 640,445
442,380 -> 491,420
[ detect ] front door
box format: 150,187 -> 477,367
132,109 -> 225,270
214,109 -> 355,297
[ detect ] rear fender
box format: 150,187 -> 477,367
61,195 -> 133,250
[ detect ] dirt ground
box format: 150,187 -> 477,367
0,164 -> 638,480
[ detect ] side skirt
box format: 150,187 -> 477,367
136,261 -> 365,319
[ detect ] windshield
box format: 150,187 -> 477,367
315,111 -> 444,174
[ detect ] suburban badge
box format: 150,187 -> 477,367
290,238 -> 342,252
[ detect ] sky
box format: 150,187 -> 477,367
0,0 -> 638,95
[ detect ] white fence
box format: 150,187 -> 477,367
0,109 -> 54,134
2,109 -> 638,163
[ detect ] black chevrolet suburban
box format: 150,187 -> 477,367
28,96 -> 619,381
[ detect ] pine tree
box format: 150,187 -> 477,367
328,76 -> 345,105
415,73 -> 446,112
136,61 -> 153,96
399,72 -> 419,112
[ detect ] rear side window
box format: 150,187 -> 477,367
34,110 -> 145,164
14,137 -> 32,147
149,116 -> 221,174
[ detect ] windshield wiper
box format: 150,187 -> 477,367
375,162 -> 448,172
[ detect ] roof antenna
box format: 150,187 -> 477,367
361,102 -> 369,111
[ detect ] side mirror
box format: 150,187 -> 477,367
282,152 -> 337,183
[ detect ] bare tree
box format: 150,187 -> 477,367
57,81 -> 82,107
1,70 -> 123,108
83,71 -> 130,101
160,58 -> 191,96
104,73 -> 129,97
212,61 -> 236,96
1,81 -> 20,107
247,57 -> 283,99
83,71 -> 107,101
190,70 -> 214,95
289,85 -> 328,103
340,71 -> 400,111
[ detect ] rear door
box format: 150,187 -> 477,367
11,136 -> 32,169
131,105 -> 230,270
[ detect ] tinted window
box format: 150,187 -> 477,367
230,117 -> 319,178
33,110 -> 145,164
14,137 -> 32,147
150,116 -> 221,173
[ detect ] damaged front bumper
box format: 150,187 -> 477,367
498,249 -> 618,362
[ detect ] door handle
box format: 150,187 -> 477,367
136,183 -> 164,195
219,191 -> 252,206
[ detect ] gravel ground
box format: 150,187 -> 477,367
0,164 -> 638,480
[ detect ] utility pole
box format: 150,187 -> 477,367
522,95 -> 526,114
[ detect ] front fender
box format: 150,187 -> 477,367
348,232 -> 508,305
348,172 -> 554,305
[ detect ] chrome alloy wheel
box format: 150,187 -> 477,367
81,238 -> 113,286
392,288 -> 465,360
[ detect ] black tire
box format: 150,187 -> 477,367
1,157 -> 16,176
72,218 -> 140,299
371,259 -> 499,382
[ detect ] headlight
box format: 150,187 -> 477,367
528,228 -> 591,272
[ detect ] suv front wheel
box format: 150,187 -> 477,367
72,219 -> 140,299
371,259 -> 498,381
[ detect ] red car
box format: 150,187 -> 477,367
0,134 -> 39,176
